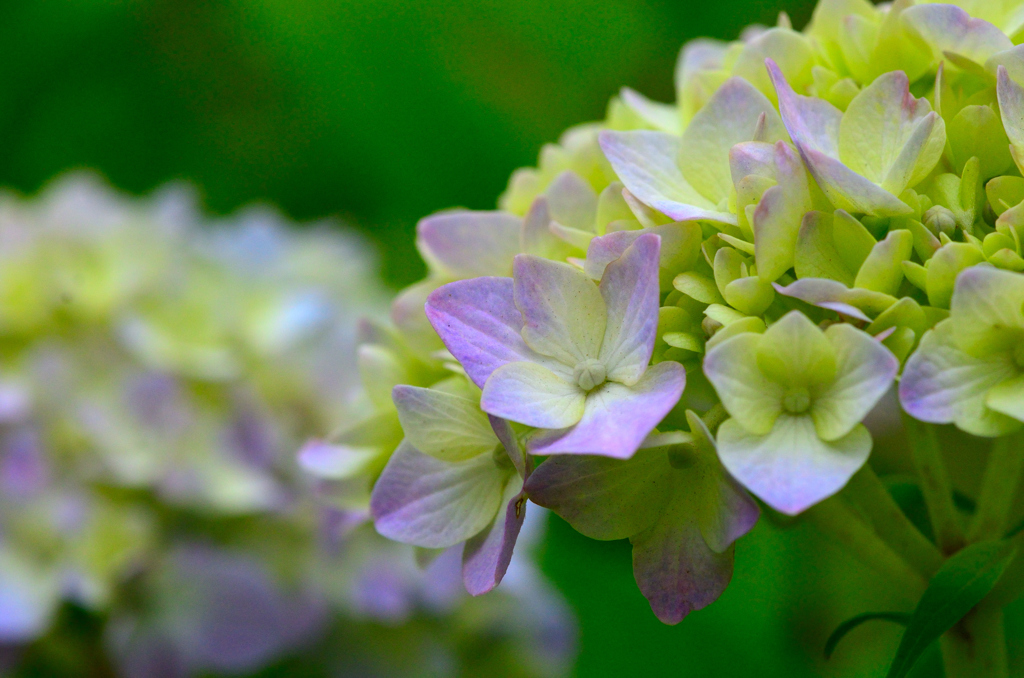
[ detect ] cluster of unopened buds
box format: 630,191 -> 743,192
305,0 -> 1024,674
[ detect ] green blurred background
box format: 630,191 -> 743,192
6,1 -> 1020,676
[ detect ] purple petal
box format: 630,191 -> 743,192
461,476 -> 526,595
425,277 -> 545,388
370,441 -> 508,548
631,495 -> 734,625
768,58 -> 841,158
716,416 -> 871,515
772,278 -> 897,322
416,211 -> 520,278
528,361 -> 685,459
598,233 -> 661,386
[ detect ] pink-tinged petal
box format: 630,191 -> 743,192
481,361 -> 585,429
426,277 -> 547,388
584,223 -> 701,284
488,415 -> 528,479
545,171 -> 599,231
583,230 -> 638,281
902,4 -> 1013,67
528,361 -> 685,459
631,494 -> 734,625
416,211 -> 520,279
729,141 -> 777,187
716,416 -> 871,515
370,441 -> 507,549
598,233 -> 661,385
998,66 -> 1024,153
768,58 -> 841,158
772,278 -> 896,322
899,320 -> 1021,437
462,475 -> 526,596
800,148 -> 913,216
524,449 -> 674,540
767,59 -> 912,217
598,130 -> 737,224
513,255 -> 607,365
754,141 -> 813,282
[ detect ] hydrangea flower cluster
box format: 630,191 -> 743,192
0,175 -> 574,678
349,1 -> 1024,674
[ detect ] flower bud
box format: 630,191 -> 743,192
923,205 -> 956,237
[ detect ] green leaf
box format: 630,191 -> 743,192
825,612 -> 911,659
887,540 -> 1018,678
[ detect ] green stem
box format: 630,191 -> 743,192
940,602 -> 1008,678
844,464 -> 944,578
903,414 -> 965,554
806,496 -> 927,601
968,431 -> 1024,543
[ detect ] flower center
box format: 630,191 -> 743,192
573,359 -> 607,392
782,386 -> 811,414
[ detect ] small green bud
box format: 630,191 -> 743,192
782,386 -> 811,414
923,206 -> 956,237
573,359 -> 607,391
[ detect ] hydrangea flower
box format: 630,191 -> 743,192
333,0 -> 1024,672
426,233 -> 685,459
371,378 -> 529,595
900,266 -> 1024,436
704,311 -> 898,514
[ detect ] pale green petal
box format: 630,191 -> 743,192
756,311 -> 838,387
950,265 -> 1024,356
926,242 -> 986,309
986,373 -> 1024,422
481,361 -> 585,430
838,71 -> 944,192
703,332 -> 784,435
853,229 -> 913,296
393,385 -> 498,462
812,324 -> 898,441
679,77 -> 786,204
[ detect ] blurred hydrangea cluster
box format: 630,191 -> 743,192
0,174 -> 575,678
323,0 -> 1024,674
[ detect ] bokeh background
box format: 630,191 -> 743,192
3,1 -> 1022,676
